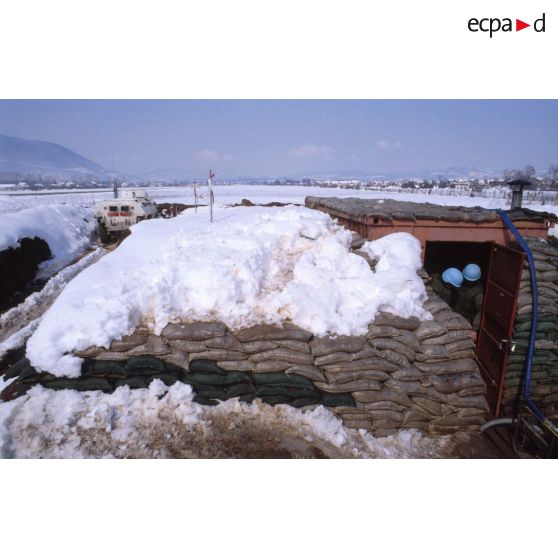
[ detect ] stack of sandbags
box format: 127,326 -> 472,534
2,301 -> 489,436
503,238 -> 558,417
330,304 -> 488,436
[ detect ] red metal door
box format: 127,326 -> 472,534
476,243 -> 525,416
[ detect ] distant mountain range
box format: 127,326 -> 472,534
0,134 -> 106,178
0,133 -> 510,183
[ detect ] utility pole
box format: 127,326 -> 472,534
208,169 -> 215,223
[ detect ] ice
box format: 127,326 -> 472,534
26,206 -> 429,376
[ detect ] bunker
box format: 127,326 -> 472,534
306,196 -> 558,420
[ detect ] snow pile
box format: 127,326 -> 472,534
360,232 -> 427,319
26,206 -> 429,377
0,380 -> 453,458
0,204 -> 95,278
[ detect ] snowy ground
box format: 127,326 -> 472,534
0,379 -> 457,458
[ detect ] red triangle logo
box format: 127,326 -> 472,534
516,19 -> 530,31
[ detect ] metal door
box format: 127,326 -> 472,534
476,243 -> 525,416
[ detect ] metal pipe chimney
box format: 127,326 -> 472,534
507,179 -> 531,210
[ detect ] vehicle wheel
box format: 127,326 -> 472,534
99,223 -> 111,244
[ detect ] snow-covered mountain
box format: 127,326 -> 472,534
0,134 -> 106,178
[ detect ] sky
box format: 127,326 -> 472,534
0,100 -> 557,178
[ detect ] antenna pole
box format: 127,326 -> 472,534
208,169 -> 215,223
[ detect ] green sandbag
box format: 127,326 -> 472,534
115,377 -> 148,389
195,387 -> 227,399
193,395 -> 220,406
4,358 -> 34,380
322,393 -> 357,407
259,394 -> 292,405
290,396 -> 322,408
255,385 -> 290,397
124,356 -> 166,372
239,394 -> 255,404
227,383 -> 256,397
82,359 -> 125,376
42,377 -> 113,392
286,386 -> 319,398
252,372 -> 314,387
189,359 -> 226,375
185,371 -> 251,385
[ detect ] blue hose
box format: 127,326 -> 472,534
496,210 -> 545,422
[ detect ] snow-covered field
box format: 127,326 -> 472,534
2,183 -> 558,214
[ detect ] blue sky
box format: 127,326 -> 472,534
0,100 -> 557,177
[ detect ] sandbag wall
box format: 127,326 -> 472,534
503,237 -> 558,418
1,299 -> 488,436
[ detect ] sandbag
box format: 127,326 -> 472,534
310,336 -> 367,357
384,379 -> 428,396
125,356 -> 166,372
391,367 -> 422,382
43,377 -> 113,392
321,393 -> 356,407
249,348 -> 314,365
366,325 -> 421,352
362,401 -> 408,412
252,372 -> 314,388
415,321 -> 447,341
240,340 -> 280,353
322,357 -> 398,374
314,379 -> 381,393
189,349 -> 248,362
236,324 -> 312,342
204,333 -> 245,352
252,360 -> 292,373
217,360 -> 253,372
276,340 -> 311,354
445,393 -> 489,411
168,338 -> 211,353
421,329 -> 472,346
403,409 -> 432,424
411,397 -> 442,416
189,359 -> 226,375
366,410 -> 403,422
285,365 -> 325,382
367,338 -> 416,362
415,358 -> 477,375
109,331 -> 149,352
82,359 -> 125,377
429,372 -> 485,394
373,312 -> 420,331
355,388 -> 413,407
160,351 -> 189,370
415,345 -> 449,362
114,377 -> 148,389
323,369 -> 391,384
123,335 -> 171,356
162,321 -> 227,341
